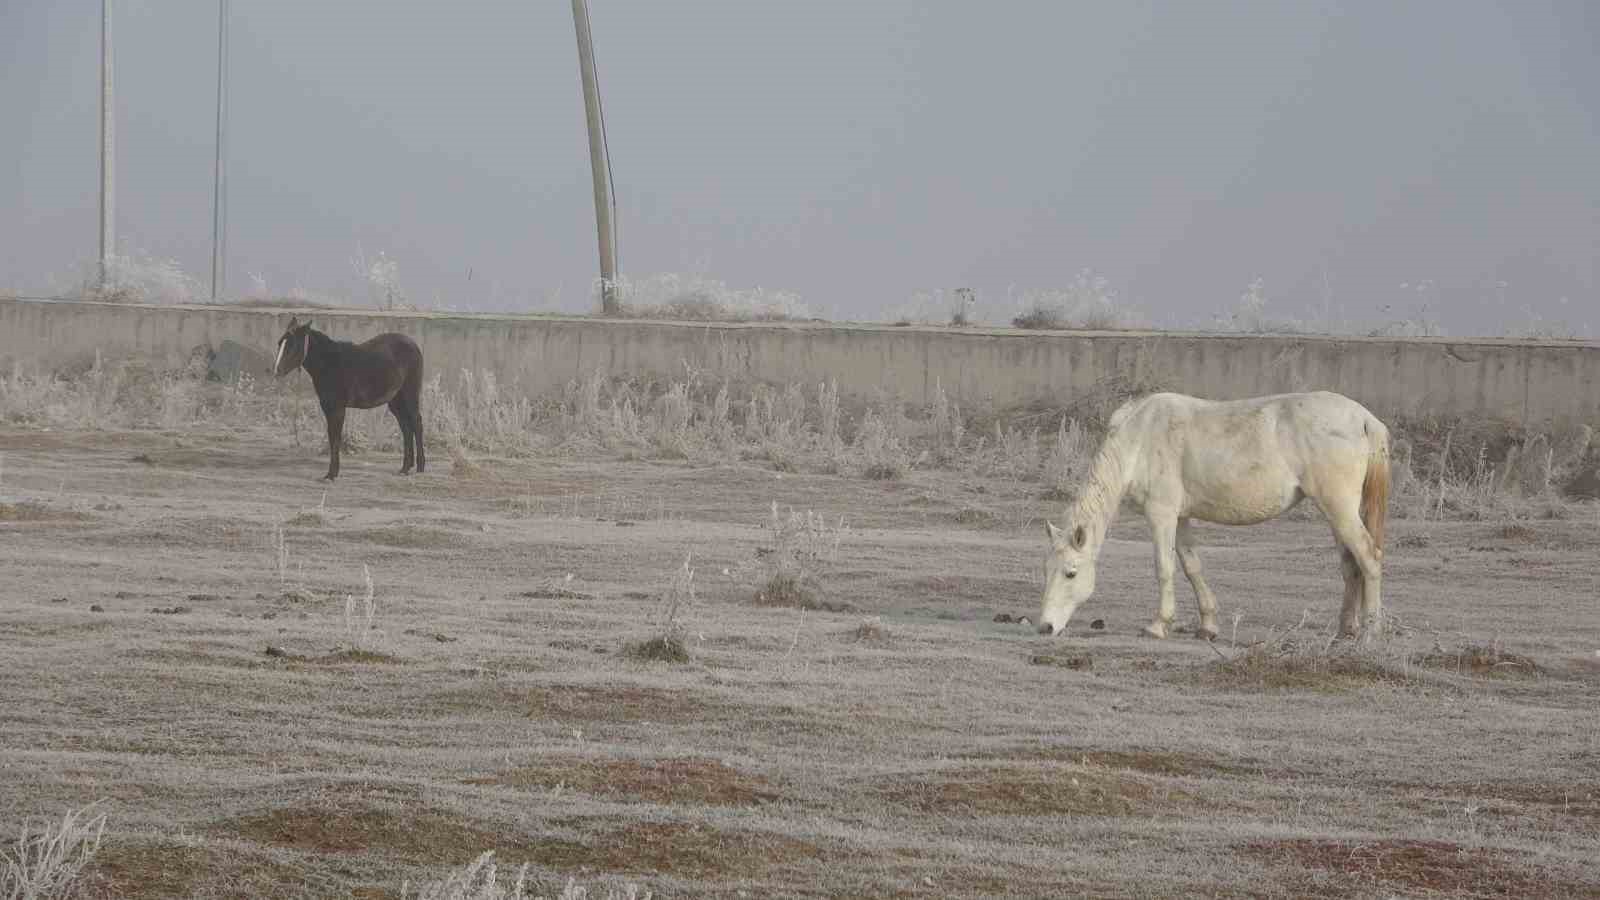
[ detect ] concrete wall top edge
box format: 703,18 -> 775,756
6,297 -> 1597,353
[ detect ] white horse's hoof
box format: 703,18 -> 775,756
1141,621 -> 1170,639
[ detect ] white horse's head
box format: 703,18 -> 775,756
1037,520 -> 1095,636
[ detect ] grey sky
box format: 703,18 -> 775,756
3,1 -> 1595,335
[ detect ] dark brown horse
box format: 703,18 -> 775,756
272,317 -> 425,481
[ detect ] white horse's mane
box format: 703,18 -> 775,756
1065,396 -> 1147,542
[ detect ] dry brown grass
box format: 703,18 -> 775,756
222,804 -> 506,863
973,745 -> 1261,778
1242,837 -> 1595,898
871,764 -> 1193,817
82,841 -> 325,900
537,820 -> 830,881
466,756 -> 778,807
1201,643 -> 1420,692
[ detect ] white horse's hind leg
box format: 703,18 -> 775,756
1175,518 -> 1219,640
1143,508 -> 1181,639
1325,499 -> 1383,642
1337,549 -> 1362,638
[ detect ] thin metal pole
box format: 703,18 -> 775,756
99,0 -> 114,293
211,0 -> 229,301
572,0 -> 618,315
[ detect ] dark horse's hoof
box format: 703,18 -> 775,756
321,474 -> 337,483
397,469 -> 412,476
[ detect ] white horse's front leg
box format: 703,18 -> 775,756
1176,518 -> 1220,640
1143,508 -> 1180,639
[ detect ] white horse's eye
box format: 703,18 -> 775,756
1065,570 -> 1078,580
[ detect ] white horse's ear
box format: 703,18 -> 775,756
1045,521 -> 1063,543
1071,525 -> 1087,549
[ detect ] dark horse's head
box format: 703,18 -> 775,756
273,318 -> 315,376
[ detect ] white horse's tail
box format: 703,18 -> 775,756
1361,420 -> 1390,559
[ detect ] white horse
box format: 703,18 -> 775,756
1037,391 -> 1390,641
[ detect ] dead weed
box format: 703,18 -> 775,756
753,573 -> 854,613
623,635 -> 691,664
1412,643 -> 1542,678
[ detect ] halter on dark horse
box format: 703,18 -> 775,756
272,317 -> 425,481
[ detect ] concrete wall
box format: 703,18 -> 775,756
3,297 -> 1598,428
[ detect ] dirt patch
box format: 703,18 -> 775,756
82,841 -> 324,900
872,765 -> 1189,817
1241,837 -> 1595,898
467,755 -> 779,806
0,501 -> 90,522
1412,643 -> 1542,678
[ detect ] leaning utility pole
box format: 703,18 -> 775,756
99,0 -> 115,293
571,0 -> 619,315
210,0 -> 229,301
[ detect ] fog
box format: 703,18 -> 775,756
3,1 -> 1595,335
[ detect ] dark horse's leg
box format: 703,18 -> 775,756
410,391 -> 425,474
404,365 -> 425,474
389,396 -> 415,475
323,404 -> 346,481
